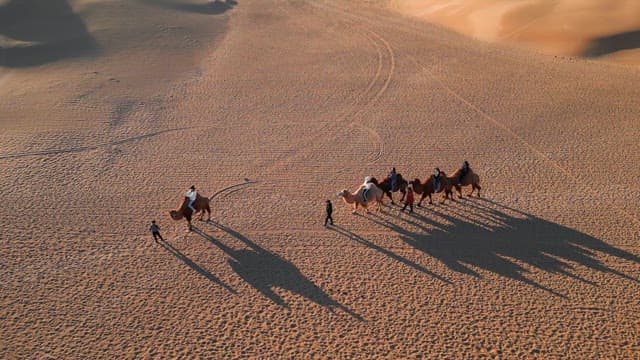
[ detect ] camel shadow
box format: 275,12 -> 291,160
368,198 -> 639,297
194,223 -> 362,320
584,29 -> 640,58
141,0 -> 237,15
329,224 -> 451,284
157,238 -> 236,293
0,0 -> 98,67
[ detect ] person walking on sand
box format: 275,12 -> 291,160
185,185 -> 197,214
324,199 -> 334,226
401,185 -> 414,213
150,220 -> 164,243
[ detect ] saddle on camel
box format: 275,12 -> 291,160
370,173 -> 408,205
337,179 -> 384,214
409,171 -> 456,206
169,187 -> 211,230
450,165 -> 481,198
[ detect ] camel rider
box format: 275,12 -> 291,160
185,185 -> 197,214
458,161 -> 470,186
390,167 -> 398,192
433,168 -> 442,192
362,176 -> 373,202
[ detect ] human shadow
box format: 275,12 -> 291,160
0,0 -> 98,67
368,198 -> 639,297
157,238 -> 236,293
142,0 -> 237,15
584,29 -> 640,58
329,224 -> 451,284
193,223 -> 362,320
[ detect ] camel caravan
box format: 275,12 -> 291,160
168,163 -> 481,229
337,162 -> 481,214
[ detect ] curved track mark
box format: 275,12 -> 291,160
210,179 -> 258,201
249,2 -> 395,177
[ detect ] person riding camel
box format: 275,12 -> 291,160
185,185 -> 197,214
433,168 -> 442,193
458,160 -> 470,186
389,167 -> 398,192
362,176 -> 373,202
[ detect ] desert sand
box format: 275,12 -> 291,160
1,0 -> 639,358
391,0 -> 640,65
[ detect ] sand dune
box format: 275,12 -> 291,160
1,0 -> 640,358
391,0 -> 640,64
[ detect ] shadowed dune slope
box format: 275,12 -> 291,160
392,0 -> 640,64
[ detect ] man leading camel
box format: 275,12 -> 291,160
185,185 -> 197,214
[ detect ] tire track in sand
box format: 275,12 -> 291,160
252,0 -> 396,179
304,0 -> 396,166
347,30 -> 395,165
210,179 -> 259,201
238,0 -> 386,176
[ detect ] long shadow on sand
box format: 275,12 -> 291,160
0,0 -> 98,67
584,29 -> 640,58
193,223 -> 362,320
141,0 -> 237,15
329,224 -> 451,284
367,198 -> 639,297
158,238 -> 236,293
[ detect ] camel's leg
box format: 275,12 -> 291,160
400,189 -> 406,202
206,206 -> 211,221
473,183 -> 481,197
417,193 -> 426,207
428,193 -> 433,205
440,192 -> 447,204
352,202 -> 358,214
455,185 -> 463,199
386,191 -> 395,205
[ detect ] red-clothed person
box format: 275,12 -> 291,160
402,186 -> 415,213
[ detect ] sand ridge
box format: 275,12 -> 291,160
391,0 -> 640,65
1,0 -> 640,358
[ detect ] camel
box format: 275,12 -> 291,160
337,183 -> 384,214
450,168 -> 482,198
409,171 -> 456,206
169,193 -> 211,230
370,173 -> 408,205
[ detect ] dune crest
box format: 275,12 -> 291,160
391,0 -> 640,64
